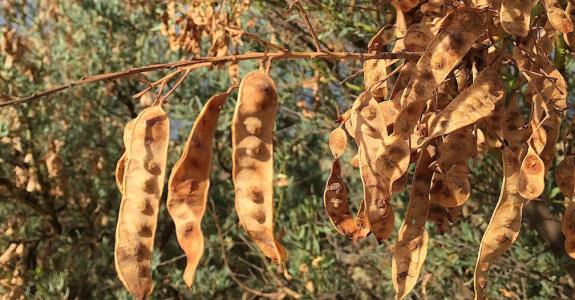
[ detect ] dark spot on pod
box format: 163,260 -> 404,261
139,224 -> 153,237
144,136 -> 154,145
251,190 -> 265,204
448,33 -> 464,50
135,243 -> 151,261
439,119 -> 449,129
137,264 -> 151,278
420,69 -> 433,81
414,83 -> 426,96
432,56 -> 446,70
253,210 -> 266,224
143,177 -> 158,194
140,199 -> 154,216
328,182 -> 343,192
399,271 -> 409,280
182,222 -> 194,236
361,106 -> 378,121
191,137 -> 203,149
145,161 -> 162,176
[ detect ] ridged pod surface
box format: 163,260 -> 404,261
543,0 -> 574,33
114,106 -> 170,299
500,0 -> 533,37
364,27 -> 390,100
473,147 -> 525,300
392,146 -> 436,300
430,128 -> 477,172
232,70 -> 287,263
115,119 -> 136,193
167,89 -> 232,287
324,127 -> 357,237
556,156 -> 575,199
395,8 -> 487,138
424,67 -> 505,143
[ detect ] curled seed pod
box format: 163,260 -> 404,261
395,8 -> 488,138
389,62 -> 415,100
115,119 -> 137,193
403,23 -> 434,52
379,97 -> 401,127
500,0 -> 534,37
167,89 -> 232,288
392,145 -> 436,300
423,68 -> 505,144
474,148 -> 525,300
564,3 -> 575,48
324,127 -> 357,237
427,203 -> 449,234
518,145 -> 545,200
115,106 -> 170,299
430,162 -> 471,208
562,202 -> 575,259
232,70 -> 287,263
556,156 -> 575,198
354,199 -> 372,241
544,0 -> 574,33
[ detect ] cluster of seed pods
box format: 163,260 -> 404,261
322,3 -> 575,299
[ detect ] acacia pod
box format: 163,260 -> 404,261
564,2 -> 575,48
394,8 -> 487,138
427,204 -> 449,234
500,0 -> 534,37
364,27 -> 391,100
421,0 -> 445,16
114,106 -> 170,299
379,97 -> 401,127
329,127 -> 348,159
115,119 -> 137,193
389,62 -> 415,101
167,89 -> 232,288
232,70 -> 286,263
473,148 -> 525,300
423,68 -> 505,144
324,158 -> 356,237
430,128 -> 477,172
392,145 -> 436,300
518,145 -> 545,200
430,162 -> 471,208
395,0 -> 420,12
354,199 -> 372,241
562,202 -> 575,258
543,0 -> 574,33
556,156 -> 575,199
403,23 -> 434,52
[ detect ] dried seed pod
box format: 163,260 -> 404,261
421,0 -> 445,16
474,148 -> 525,300
329,127 -> 348,158
403,23 -> 434,52
543,0 -> 574,33
430,128 -> 477,172
556,156 -> 575,198
115,119 -> 137,193
518,145 -> 545,200
395,8 -> 488,138
389,62 -> 415,100
354,199 -> 372,241
115,106 -> 170,299
395,0 -> 420,12
500,0 -> 534,37
167,89 -> 232,288
232,70 -> 287,263
562,202 -> 575,258
423,68 -> 505,144
392,146 -> 436,300
430,162 -> 471,208
564,2 -> 575,48
427,203 -> 449,234
364,27 -> 391,100
379,98 -> 401,127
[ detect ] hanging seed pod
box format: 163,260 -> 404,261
500,0 -> 534,37
392,145 -> 436,300
429,127 -> 477,172
324,127 -> 357,237
232,70 -> 287,263
364,27 -> 391,100
562,202 -> 575,259
556,156 -> 575,198
115,106 -> 170,300
395,0 -> 420,12
543,0 -> 574,33
430,162 -> 471,208
473,147 -> 525,300
167,89 -> 232,288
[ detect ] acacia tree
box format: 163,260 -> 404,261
1,0 -> 575,299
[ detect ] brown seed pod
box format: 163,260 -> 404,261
167,89 -> 232,288
421,0 -> 445,16
364,27 -> 391,100
392,145 -> 436,300
473,148 -> 525,300
324,127 -> 357,237
354,199 -> 372,241
232,70 -> 287,263
500,0 -> 534,37
115,119 -> 136,193
543,0 -> 574,33
427,203 -> 449,234
430,128 -> 477,172
115,106 -> 170,299
423,68 -> 505,144
556,156 -> 575,199
564,2 -> 575,48
518,145 -> 545,200
430,162 -> 471,208
562,202 -> 575,259
395,0 -> 420,12
403,23 -> 434,52
394,8 -> 488,138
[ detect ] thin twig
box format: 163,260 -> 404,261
157,68 -> 191,105
225,26 -> 288,52
287,0 -> 322,51
1,50 -> 422,108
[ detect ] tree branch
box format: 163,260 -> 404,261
0,50 -> 421,108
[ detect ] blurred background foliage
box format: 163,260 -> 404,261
1,0 -> 574,299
